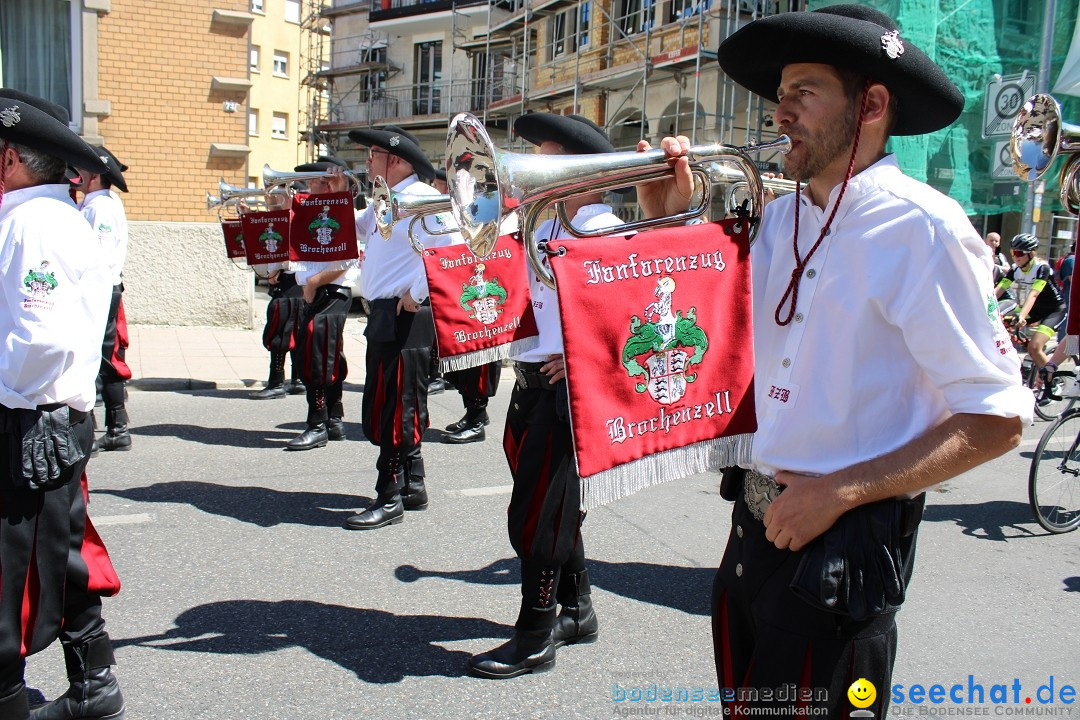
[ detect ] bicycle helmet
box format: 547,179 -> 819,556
1011,233 -> 1039,252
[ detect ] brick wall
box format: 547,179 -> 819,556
97,0 -> 249,222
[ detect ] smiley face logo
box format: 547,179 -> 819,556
848,678 -> 877,709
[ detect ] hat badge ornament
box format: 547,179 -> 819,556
99,154 -> 110,166
0,106 -> 21,128
389,135 -> 400,147
881,30 -> 904,60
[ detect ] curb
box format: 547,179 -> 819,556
129,378 -> 258,392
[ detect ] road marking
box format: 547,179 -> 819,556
460,485 -> 513,496
91,513 -> 155,526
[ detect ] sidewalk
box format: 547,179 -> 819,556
126,320 -> 368,391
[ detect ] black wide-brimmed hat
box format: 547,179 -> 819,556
514,113 -> 617,154
294,155 -> 347,173
715,4 -> 964,136
347,124 -> 435,181
0,89 -> 108,173
434,168 -> 447,184
93,146 -> 129,193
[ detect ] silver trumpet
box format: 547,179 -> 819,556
370,175 -> 456,254
704,162 -> 799,215
262,164 -> 364,198
444,112 -> 790,287
1011,93 -> 1080,213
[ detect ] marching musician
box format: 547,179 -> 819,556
74,146 -> 132,453
285,164 -> 358,451
345,126 -> 454,530
249,164 -> 337,402
0,90 -> 124,720
468,113 -> 622,679
639,5 -> 1031,714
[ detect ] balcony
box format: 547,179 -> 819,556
320,78 -> 518,129
319,33 -> 399,77
368,0 -> 486,22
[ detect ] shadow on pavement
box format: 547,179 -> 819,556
114,599 -> 510,683
96,481 -> 367,527
395,557 -> 712,616
131,423 -> 301,449
921,500 -> 1040,541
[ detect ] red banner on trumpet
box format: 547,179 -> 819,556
288,191 -> 359,264
241,209 -> 291,265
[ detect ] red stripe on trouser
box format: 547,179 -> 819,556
519,436 -> 552,556
717,590 -> 746,715
263,302 -> 282,350
79,475 -> 120,596
111,299 -> 131,380
797,643 -> 813,714
392,361 -> 404,447
19,519 -> 40,657
503,424 -> 524,474
303,316 -> 316,383
412,394 -> 423,445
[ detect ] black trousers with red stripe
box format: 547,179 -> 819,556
263,272 -> 304,356
445,362 -> 501,412
710,495 -> 913,717
503,380 -> 583,567
295,284 -> 351,425
99,284 -> 131,385
361,304 -> 434,495
0,413 -> 116,695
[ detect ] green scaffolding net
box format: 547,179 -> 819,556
811,0 -> 1080,217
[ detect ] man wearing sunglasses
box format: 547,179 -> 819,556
996,233 -> 1066,372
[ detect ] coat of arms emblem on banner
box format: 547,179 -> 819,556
260,223 -> 284,253
459,263 -> 507,326
308,206 -> 341,246
621,277 -> 708,405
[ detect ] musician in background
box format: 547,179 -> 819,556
76,147 -> 132,452
250,162 -> 347,402
285,164 -> 357,451
639,5 -> 1030,714
0,90 -> 124,720
468,113 -> 621,679
346,125 -> 453,530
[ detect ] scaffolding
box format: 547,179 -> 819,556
299,0 -> 332,161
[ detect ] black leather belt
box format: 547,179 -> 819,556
513,362 -> 556,391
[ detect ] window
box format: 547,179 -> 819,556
285,0 -> 301,23
413,41 -> 442,115
272,112 -> 288,140
273,51 -> 289,78
667,0 -> 711,23
247,177 -> 259,189
250,45 -> 260,73
548,4 -> 589,60
0,0 -> 80,128
248,109 -> 259,136
250,0 -> 264,12
616,0 -> 653,36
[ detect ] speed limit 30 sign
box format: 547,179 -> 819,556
984,72 -> 1036,138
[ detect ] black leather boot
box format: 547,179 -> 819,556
0,686 -> 29,720
552,569 -> 598,648
344,493 -> 404,530
286,375 -> 306,396
401,476 -> 428,511
286,423 -> 328,451
252,353 -> 287,400
30,634 -> 125,720
99,404 -> 130,453
326,417 -> 345,441
468,565 -> 559,679
445,409 -> 490,433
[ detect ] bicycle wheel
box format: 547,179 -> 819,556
1034,369 -> 1079,421
1029,408 -> 1080,533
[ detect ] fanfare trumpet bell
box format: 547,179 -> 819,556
262,164 -> 364,198
444,112 -> 790,287
1011,93 -> 1080,214
370,175 -> 456,253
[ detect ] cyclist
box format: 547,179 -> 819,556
996,233 -> 1066,372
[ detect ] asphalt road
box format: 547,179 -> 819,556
23,383 -> 1080,719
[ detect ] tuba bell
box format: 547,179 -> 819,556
444,112 -> 790,288
1011,93 -> 1080,213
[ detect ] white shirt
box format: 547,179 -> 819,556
79,188 -> 128,285
0,185 -> 112,413
359,175 -> 460,303
514,203 -> 624,362
749,156 -> 1033,479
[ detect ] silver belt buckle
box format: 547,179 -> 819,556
744,470 -> 782,522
